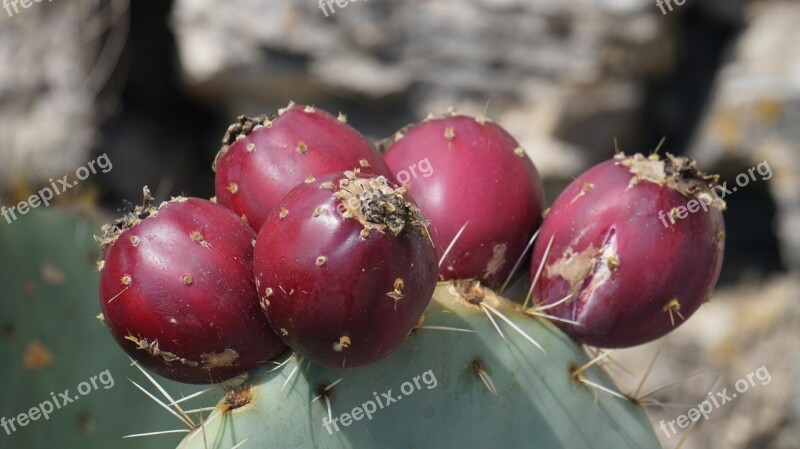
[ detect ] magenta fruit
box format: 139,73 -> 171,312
213,102 -> 393,231
98,188 -> 286,384
253,171 -> 437,369
383,113 -> 545,289
529,153 -> 726,347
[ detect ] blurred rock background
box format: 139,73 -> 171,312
0,0 -> 797,447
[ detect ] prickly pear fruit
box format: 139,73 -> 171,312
98,188 -> 286,384
0,209 -> 216,448
213,103 -> 393,231
253,172 -> 437,369
383,113 -> 544,288
530,153 -> 725,347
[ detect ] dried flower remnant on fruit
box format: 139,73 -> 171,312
95,187 -> 157,248
213,114 -> 273,171
615,152 -> 726,211
334,173 -> 428,236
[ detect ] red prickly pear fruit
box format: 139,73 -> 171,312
529,153 -> 726,347
213,102 -> 393,231
97,188 -> 286,384
253,171 -> 437,369
383,113 -> 545,289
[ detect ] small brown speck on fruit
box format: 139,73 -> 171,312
191,231 -> 204,242
542,208 -> 551,219
241,214 -> 249,224
228,183 -> 239,194
606,255 -> 620,270
297,142 -> 309,154
130,236 -> 140,247
444,127 -> 455,140
121,275 -> 132,286
279,208 -> 289,218
313,206 -> 324,217
246,143 -> 256,153
359,159 -> 371,168
514,146 -> 525,157
316,256 -> 327,267
305,175 -> 316,183
182,274 -> 194,285
333,336 -> 351,352
360,228 -> 371,240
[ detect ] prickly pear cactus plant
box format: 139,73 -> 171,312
176,282 -> 660,449
0,210 -> 218,448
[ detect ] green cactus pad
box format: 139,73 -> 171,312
177,281 -> 660,449
0,210 -> 218,448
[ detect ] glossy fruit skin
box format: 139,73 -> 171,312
530,154 -> 725,347
383,114 -> 544,288
214,103 -> 393,231
253,172 -> 437,369
99,196 -> 286,384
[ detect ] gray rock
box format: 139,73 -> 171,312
171,0 -> 671,179
0,0 -> 126,188
689,1 -> 800,270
